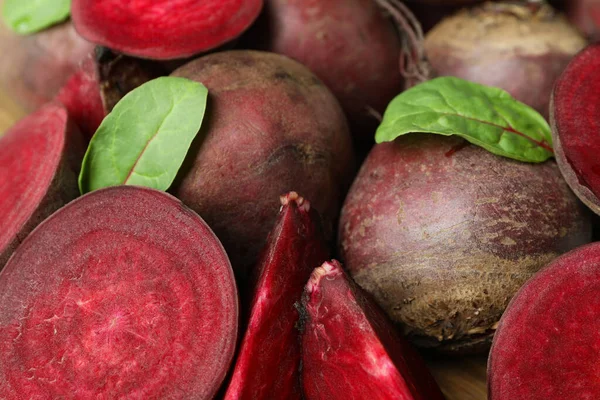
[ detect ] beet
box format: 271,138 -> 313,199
0,102 -> 83,269
0,21 -> 94,111
488,242 -> 600,399
569,0 -> 600,41
224,192 -> 328,399
71,0 -> 263,60
171,50 -> 354,276
550,44 -> 600,215
0,186 -> 238,398
301,260 -> 445,400
339,135 -> 592,353
424,2 -> 586,118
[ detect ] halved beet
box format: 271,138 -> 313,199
551,44 -> 600,215
0,186 -> 238,398
301,260 -> 445,400
224,192 -> 329,399
71,0 -> 264,59
488,242 -> 600,399
0,102 -> 83,269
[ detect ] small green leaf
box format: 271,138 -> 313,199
376,77 -> 554,163
79,77 -> 208,194
2,0 -> 70,35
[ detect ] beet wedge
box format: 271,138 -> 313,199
0,102 -> 83,269
71,0 -> 263,59
224,192 -> 329,400
301,261 -> 445,400
551,43 -> 600,215
489,242 -> 600,399
0,186 -> 238,399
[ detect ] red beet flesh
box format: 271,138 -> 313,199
301,260 -> 445,400
71,0 -> 263,59
0,186 -> 238,398
0,102 -> 82,268
488,242 -> 600,399
224,192 -> 328,400
551,44 -> 600,215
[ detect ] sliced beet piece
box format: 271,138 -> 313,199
488,242 -> 600,399
0,186 -> 238,398
551,43 -> 600,215
224,192 -> 329,400
71,0 -> 264,60
0,102 -> 83,269
301,260 -> 445,400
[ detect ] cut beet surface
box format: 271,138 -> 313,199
0,186 -> 239,398
224,192 -> 329,400
551,43 -> 600,215
71,0 -> 264,59
301,261 -> 445,400
0,102 -> 83,269
488,242 -> 600,399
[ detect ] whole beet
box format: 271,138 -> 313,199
339,134 -> 591,354
171,50 -> 354,276
424,2 -> 586,118
568,0 -> 600,41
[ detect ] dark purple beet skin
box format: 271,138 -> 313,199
339,134 -> 592,353
224,192 -> 329,400
489,242 -> 600,399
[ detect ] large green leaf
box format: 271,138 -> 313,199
2,0 -> 70,34
376,77 -> 554,163
79,77 -> 207,194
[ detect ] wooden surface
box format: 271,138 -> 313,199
0,89 -> 488,399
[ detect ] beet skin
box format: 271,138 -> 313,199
0,186 -> 239,398
301,260 -> 445,400
488,242 -> 600,399
171,50 -> 354,276
0,102 -> 83,269
339,135 -> 592,353
225,192 -> 329,400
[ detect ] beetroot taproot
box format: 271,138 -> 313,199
550,43 -> 600,215
0,186 -> 238,398
569,0 -> 600,41
0,21 -> 93,111
488,242 -> 600,399
424,2 -> 586,118
0,102 -> 83,269
301,260 -> 445,400
224,192 -> 328,400
339,135 -> 592,353
171,50 -> 354,276
71,0 -> 263,60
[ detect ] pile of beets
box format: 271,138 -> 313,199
1,0 -> 600,399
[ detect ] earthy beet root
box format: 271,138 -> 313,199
550,45 -> 600,215
569,0 -> 600,41
71,0 -> 263,59
224,192 -> 328,400
56,48 -> 165,139
0,102 -> 83,269
339,135 -> 592,353
0,186 -> 238,398
0,21 -> 93,111
405,1 -> 482,33
171,50 -> 354,276
424,2 -> 586,118
301,260 -> 445,400
488,242 -> 600,399
245,0 -> 402,139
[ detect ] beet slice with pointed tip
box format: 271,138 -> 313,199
0,102 -> 83,269
301,260 -> 445,400
0,186 -> 239,398
551,43 -> 600,215
488,242 -> 600,399
224,192 -> 329,400
71,0 -> 264,60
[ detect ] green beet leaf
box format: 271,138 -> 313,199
79,77 -> 208,194
2,0 -> 70,34
376,77 -> 554,163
